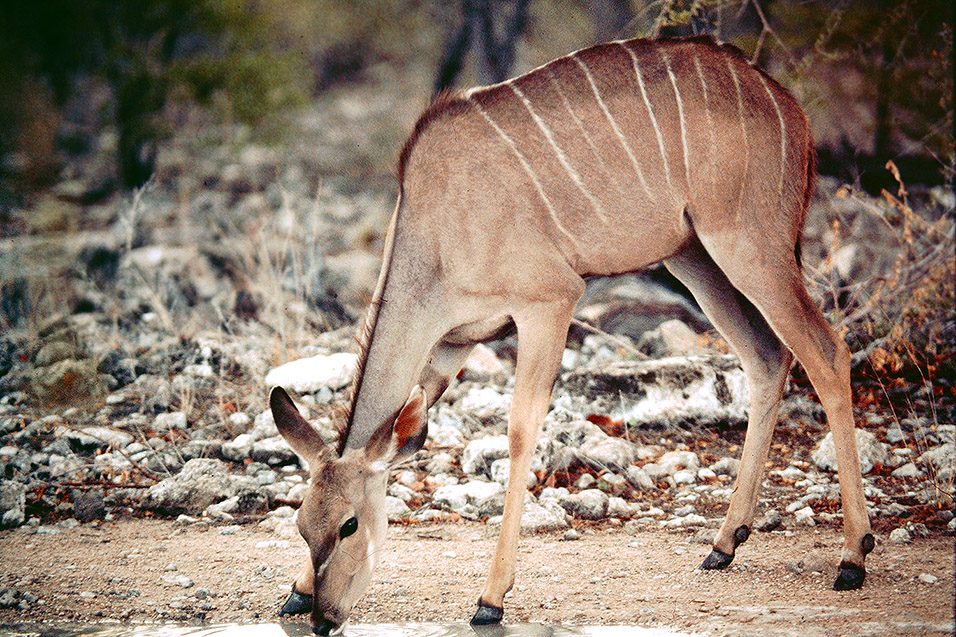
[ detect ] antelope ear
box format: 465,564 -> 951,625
269,386 -> 330,465
366,385 -> 428,469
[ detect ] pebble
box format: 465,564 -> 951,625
918,573 -> 938,585
889,527 -> 912,544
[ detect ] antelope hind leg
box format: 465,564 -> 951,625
665,243 -> 792,571
697,234 -> 874,589
472,300 -> 577,625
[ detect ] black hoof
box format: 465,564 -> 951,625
862,533 -> 876,555
279,589 -> 312,616
313,619 -> 337,636
733,525 -> 751,546
701,548 -> 734,570
470,603 -> 504,625
833,562 -> 866,590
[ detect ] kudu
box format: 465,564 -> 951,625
270,36 -> 875,634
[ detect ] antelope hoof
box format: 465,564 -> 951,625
278,589 -> 313,616
701,548 -> 734,570
313,618 -> 337,636
833,562 -> 866,591
470,603 -> 504,625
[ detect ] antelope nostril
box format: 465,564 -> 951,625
313,618 -> 337,636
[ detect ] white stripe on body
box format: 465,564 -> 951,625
727,60 -> 750,217
757,73 -> 787,202
571,53 -> 655,200
508,81 -> 609,223
693,54 -> 718,202
662,53 -> 692,196
620,43 -> 674,193
545,67 -> 626,196
469,97 -> 581,249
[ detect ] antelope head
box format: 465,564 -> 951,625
269,385 -> 428,635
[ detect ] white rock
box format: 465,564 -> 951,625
387,483 -> 417,503
490,458 -> 536,488
519,500 -> 569,533
459,386 -> 511,419
265,352 -> 357,393
793,506 -> 815,526
559,489 -> 609,520
431,480 -> 503,512
891,462 -> 921,479
462,344 -> 505,377
461,435 -> 509,477
812,429 -> 889,474
626,466 -> 655,490
918,443 -> 955,471
658,450 -> 700,475
889,527 -> 912,544
918,573 -> 938,585
779,466 -> 807,481
384,496 -> 410,521
710,457 -> 740,477
673,470 -> 696,485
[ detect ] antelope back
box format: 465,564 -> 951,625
398,36 -> 814,278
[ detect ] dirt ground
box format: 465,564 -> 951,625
0,518 -> 952,636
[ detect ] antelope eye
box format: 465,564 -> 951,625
340,516 -> 358,538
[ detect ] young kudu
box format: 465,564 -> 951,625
270,36 -> 875,634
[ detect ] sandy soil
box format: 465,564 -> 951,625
0,518 -> 952,636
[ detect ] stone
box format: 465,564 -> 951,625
812,429 -> 889,475
637,319 -> 709,357
384,496 -> 410,521
559,489 -> 609,520
490,458 -> 536,488
264,352 -> 357,393
673,470 -> 696,485
459,386 -> 511,419
71,488 -> 105,522
754,509 -> 783,532
793,506 -> 815,526
626,466 -> 655,490
519,500 -> 569,533
918,443 -> 955,472
431,480 -> 503,512
143,458 -> 250,514
918,573 -> 939,585
161,574 -> 194,588
891,462 -> 921,479
0,481 -> 26,528
889,527 -> 911,544
60,426 -> 134,452
710,457 -> 739,478
461,436 -> 509,477
154,412 -> 187,431
560,355 -> 750,429
461,344 -> 506,379
658,450 -> 700,475
221,434 -> 254,461
250,436 -> 296,465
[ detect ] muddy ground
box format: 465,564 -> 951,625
0,518 -> 952,636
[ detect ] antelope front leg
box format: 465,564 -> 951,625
471,302 -> 575,625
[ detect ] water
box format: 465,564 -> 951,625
0,623 -> 697,637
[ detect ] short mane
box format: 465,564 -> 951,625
397,90 -> 470,184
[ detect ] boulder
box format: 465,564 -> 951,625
559,489 -> 609,520
143,458 -> 254,514
0,481 -> 25,528
561,355 -> 750,429
264,352 -> 357,393
812,429 -> 889,475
